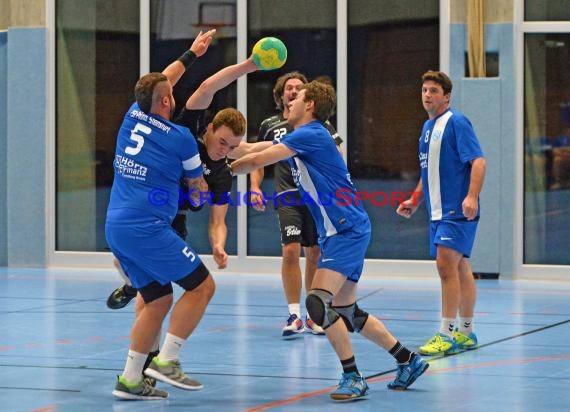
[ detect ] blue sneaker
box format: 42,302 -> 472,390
282,314 -> 304,339
330,371 -> 369,402
387,355 -> 429,390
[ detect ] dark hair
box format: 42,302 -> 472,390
134,72 -> 168,113
421,70 -> 453,95
301,81 -> 336,123
273,71 -> 308,110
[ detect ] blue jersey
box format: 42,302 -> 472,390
419,109 -> 484,221
107,103 -> 203,223
280,121 -> 369,239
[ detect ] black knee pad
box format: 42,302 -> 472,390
138,281 -> 173,304
332,303 -> 369,333
175,262 -> 210,291
306,289 -> 339,329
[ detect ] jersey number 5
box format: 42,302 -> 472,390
182,246 -> 196,261
125,123 -> 151,156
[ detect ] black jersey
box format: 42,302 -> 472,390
257,114 -> 342,201
176,108 -> 233,210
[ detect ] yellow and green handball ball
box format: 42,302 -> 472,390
252,37 -> 287,70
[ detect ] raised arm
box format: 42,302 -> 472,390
162,29 -> 216,87
185,57 -> 259,110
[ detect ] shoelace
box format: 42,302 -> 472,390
339,374 -> 360,387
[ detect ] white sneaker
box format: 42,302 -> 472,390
304,317 -> 325,335
282,314 -> 304,339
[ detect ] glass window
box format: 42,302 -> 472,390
56,0 -> 139,251
348,0 -> 438,259
524,33 -> 570,265
150,0 -> 238,256
525,0 -> 570,21
246,0 -> 337,256
56,0 -> 239,255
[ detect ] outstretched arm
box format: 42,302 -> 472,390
162,29 -> 216,87
230,143 -> 295,176
185,57 -> 259,110
227,140 -> 273,159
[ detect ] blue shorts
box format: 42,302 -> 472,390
318,221 -> 371,283
430,219 -> 479,258
105,219 -> 204,289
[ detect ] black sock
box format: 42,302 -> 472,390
143,350 -> 160,371
341,355 -> 359,374
389,341 -> 416,365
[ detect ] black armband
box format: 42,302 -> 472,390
177,50 -> 197,70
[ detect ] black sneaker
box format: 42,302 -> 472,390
106,284 -> 137,309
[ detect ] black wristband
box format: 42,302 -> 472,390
177,50 -> 197,70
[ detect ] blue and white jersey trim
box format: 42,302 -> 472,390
427,110 -> 453,220
183,153 -> 202,172
293,157 -> 337,237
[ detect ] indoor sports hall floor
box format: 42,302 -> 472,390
1,268 -> 569,412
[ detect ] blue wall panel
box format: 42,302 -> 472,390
6,28 -> 47,266
449,23 -> 516,276
460,78 -> 501,273
0,31 -> 7,266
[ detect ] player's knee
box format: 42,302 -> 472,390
200,273 -> 216,301
333,303 -> 369,333
304,245 -> 320,263
175,262 -> 213,297
305,289 -> 338,329
281,243 -> 300,263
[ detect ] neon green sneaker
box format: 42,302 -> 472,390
454,330 -> 478,351
418,332 -> 457,355
112,375 -> 168,400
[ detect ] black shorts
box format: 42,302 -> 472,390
277,205 -> 318,247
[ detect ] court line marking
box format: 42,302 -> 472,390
1,320 -> 568,378
0,386 -> 80,393
245,318 -> 570,411
367,318 -> 569,379
244,354 -> 570,412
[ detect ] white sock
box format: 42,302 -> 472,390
288,303 -> 301,318
458,317 -> 474,335
122,350 -> 147,384
439,318 -> 455,338
158,333 -> 186,363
